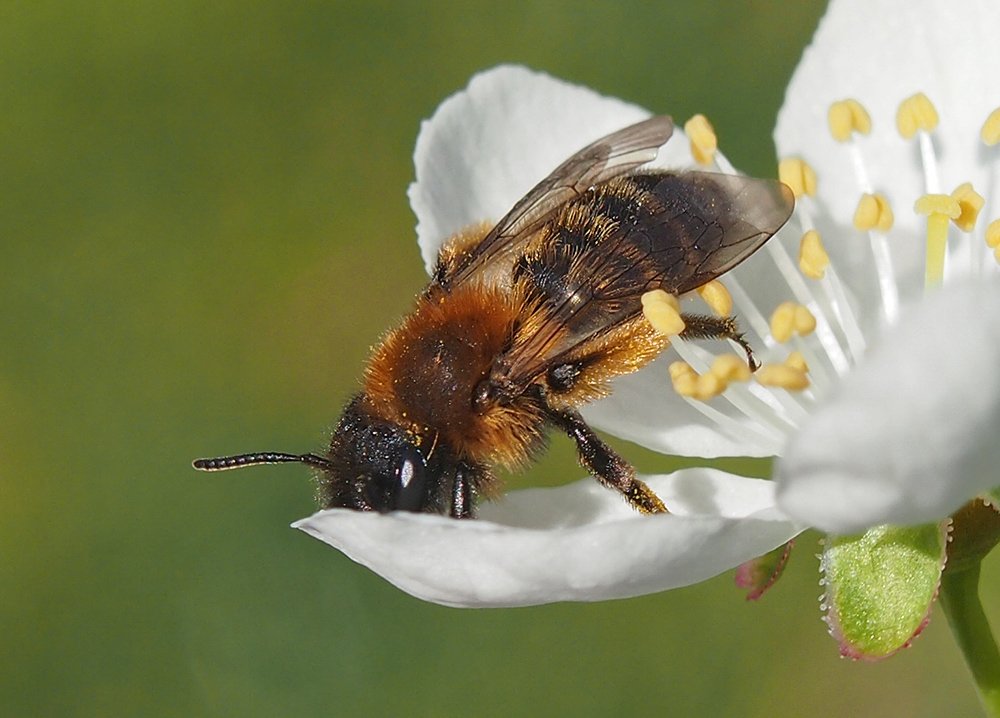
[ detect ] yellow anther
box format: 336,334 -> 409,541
828,99 -> 872,142
669,361 -> 698,398
915,194 -> 960,288
853,193 -> 894,232
896,92 -> 939,139
641,289 -> 685,336
950,182 -> 985,232
668,361 -> 729,401
986,219 -> 1000,248
710,354 -> 752,383
770,302 -> 814,343
778,157 -> 817,198
696,280 -> 732,317
995,245 -> 1000,267
694,373 -> 726,401
756,364 -> 810,392
793,305 -> 817,336
685,114 -> 717,166
798,229 -> 830,279
770,302 -> 796,344
981,107 -> 1000,146
785,351 -> 809,373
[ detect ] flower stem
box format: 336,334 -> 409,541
940,563 -> 1000,717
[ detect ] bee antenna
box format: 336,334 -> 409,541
192,451 -> 334,472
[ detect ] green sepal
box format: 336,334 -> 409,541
821,522 -> 948,661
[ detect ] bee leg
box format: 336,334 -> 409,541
451,463 -> 476,519
679,313 -> 759,372
546,407 -> 668,515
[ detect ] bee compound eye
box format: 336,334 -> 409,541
393,448 -> 428,511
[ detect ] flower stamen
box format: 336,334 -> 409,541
828,99 -> 871,142
852,192 -> 900,321
669,338 -> 808,432
778,156 -> 868,370
896,92 -> 939,139
897,93 -> 941,193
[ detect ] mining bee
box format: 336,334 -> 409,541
194,115 -> 794,518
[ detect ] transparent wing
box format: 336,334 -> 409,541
493,171 -> 795,394
436,115 -> 674,288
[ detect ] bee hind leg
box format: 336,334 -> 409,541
679,313 -> 759,372
545,406 -> 667,515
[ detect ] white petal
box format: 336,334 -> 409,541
776,279 -> 1000,533
408,64 -> 694,274
294,469 -> 801,607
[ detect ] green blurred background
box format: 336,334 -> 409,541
4,2 -> 997,716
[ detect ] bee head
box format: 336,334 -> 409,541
319,395 -> 449,513
192,394 -> 454,514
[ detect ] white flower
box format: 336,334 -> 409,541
297,0 -> 1000,605
294,65 -> 802,608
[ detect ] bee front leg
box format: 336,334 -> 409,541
451,463 -> 476,519
545,406 -> 667,515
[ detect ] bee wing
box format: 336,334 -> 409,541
438,115 -> 674,287
495,171 -> 795,394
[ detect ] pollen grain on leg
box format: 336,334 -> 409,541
684,114 -> 717,166
642,289 -> 684,336
828,99 -> 871,142
697,280 -> 733,317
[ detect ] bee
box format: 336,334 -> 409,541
194,115 -> 794,518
